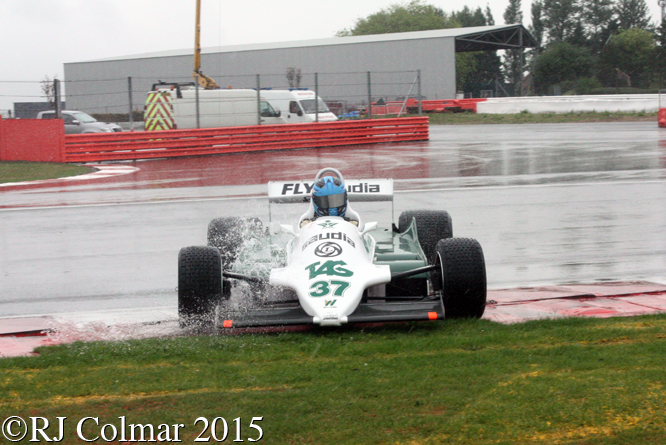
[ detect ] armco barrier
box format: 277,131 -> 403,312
64,117 -> 429,163
382,98 -> 487,114
659,108 -> 666,128
0,118 -> 65,162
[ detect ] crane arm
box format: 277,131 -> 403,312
193,0 -> 219,89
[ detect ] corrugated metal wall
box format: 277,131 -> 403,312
64,35 -> 456,115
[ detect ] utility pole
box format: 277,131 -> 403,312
660,0 -> 666,23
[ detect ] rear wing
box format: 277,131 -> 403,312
268,179 -> 393,203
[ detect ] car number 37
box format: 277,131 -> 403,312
309,280 -> 351,298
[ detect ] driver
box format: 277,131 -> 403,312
299,171 -> 361,228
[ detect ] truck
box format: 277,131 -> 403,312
143,83 -> 286,131
144,83 -> 337,131
37,110 -> 123,134
260,89 -> 338,123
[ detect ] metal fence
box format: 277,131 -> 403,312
1,70 -> 424,123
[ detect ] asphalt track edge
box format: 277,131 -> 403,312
2,281 -> 665,358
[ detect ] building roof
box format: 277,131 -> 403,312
455,24 -> 538,52
72,25 -> 538,64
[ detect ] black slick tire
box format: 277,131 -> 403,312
207,217 -> 262,269
432,238 -> 486,319
178,246 -> 223,328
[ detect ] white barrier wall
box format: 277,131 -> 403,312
477,94 -> 660,114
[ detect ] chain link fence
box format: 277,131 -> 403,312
1,70 -> 424,126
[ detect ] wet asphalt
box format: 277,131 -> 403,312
1,122 -> 665,318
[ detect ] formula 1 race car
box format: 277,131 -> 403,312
177,168 -> 486,329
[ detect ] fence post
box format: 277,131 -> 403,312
256,74 -> 261,125
54,79 -> 62,119
367,71 -> 372,119
195,81 -> 200,129
519,31 -> 524,97
657,90 -> 666,127
127,76 -> 134,131
417,69 -> 422,116
315,73 -> 319,123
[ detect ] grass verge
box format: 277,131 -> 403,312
425,110 -> 658,125
1,314 -> 665,444
0,161 -> 94,184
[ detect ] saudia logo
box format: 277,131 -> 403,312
281,182 -> 381,195
346,183 -> 381,193
302,232 -> 355,251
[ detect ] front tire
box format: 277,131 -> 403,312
432,238 -> 486,319
178,246 -> 223,327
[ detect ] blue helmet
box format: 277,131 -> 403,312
313,176 -> 348,217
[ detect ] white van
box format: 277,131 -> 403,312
260,89 -> 338,123
144,86 -> 286,131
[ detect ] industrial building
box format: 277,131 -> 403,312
63,25 -> 537,115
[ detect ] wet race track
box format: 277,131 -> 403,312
1,122 -> 666,345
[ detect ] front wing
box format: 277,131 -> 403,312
217,300 -> 444,329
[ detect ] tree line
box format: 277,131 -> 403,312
337,0 -> 666,97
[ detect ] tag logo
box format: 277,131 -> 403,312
305,261 -> 353,279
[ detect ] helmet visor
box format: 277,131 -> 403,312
313,192 -> 347,210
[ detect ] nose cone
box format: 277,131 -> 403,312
269,217 -> 390,325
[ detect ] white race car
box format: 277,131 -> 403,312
178,168 -> 486,328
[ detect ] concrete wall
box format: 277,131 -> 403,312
477,95 -> 662,114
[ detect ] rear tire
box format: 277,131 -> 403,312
432,238 -> 486,319
207,217 -> 262,269
399,210 -> 453,261
178,246 -> 223,327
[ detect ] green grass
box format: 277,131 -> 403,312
2,315 -> 666,444
0,161 -> 94,184
424,110 -> 658,125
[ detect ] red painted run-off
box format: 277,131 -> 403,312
484,281 -> 666,324
64,117 -> 429,163
659,108 -> 666,128
1,281 -> 665,357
